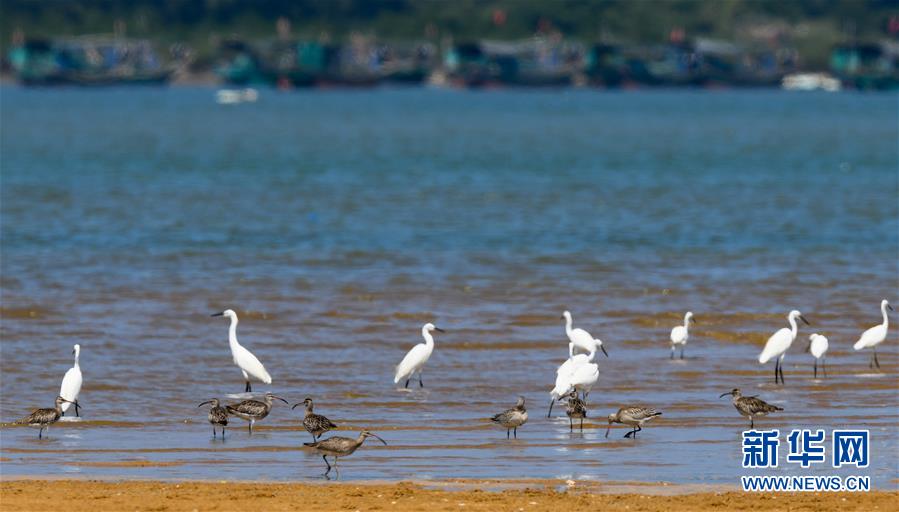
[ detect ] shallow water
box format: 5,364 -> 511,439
0,87 -> 897,486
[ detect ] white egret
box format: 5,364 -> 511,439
853,299 -> 892,369
211,309 -> 272,392
548,348 -> 599,417
59,344 -> 82,417
759,310 -> 810,384
807,333 -> 829,379
562,311 -> 608,357
394,323 -> 444,388
669,311 -> 694,359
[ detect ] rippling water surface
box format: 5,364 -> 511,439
1,87 -> 897,486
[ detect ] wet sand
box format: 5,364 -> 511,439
1,480 -> 896,511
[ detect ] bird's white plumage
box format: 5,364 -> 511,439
670,312 -> 693,346
562,311 -> 603,356
853,300 -> 891,350
394,323 -> 438,384
550,351 -> 598,399
59,344 -> 82,413
220,310 -> 272,385
759,310 -> 804,364
809,334 -> 828,359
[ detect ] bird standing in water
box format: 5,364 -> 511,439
394,323 -> 443,388
562,390 -> 587,431
759,310 -> 810,385
211,309 -> 272,393
293,397 -> 338,441
669,312 -> 694,359
491,396 -> 528,439
853,299 -> 892,370
605,406 -> 662,438
720,388 -> 783,428
17,396 -> 79,439
198,398 -> 229,439
226,392 -> 287,434
807,333 -> 829,379
59,344 -> 82,417
304,430 -> 387,476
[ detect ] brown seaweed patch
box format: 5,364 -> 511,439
0,306 -> 51,319
73,460 -> 184,468
507,314 -> 557,327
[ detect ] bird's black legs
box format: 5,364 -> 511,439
404,378 -> 410,389
322,455 -> 332,475
419,372 -> 424,388
547,399 -> 554,418
822,358 -> 827,378
248,421 -> 254,435
580,418 -> 584,431
513,427 -> 518,439
213,427 -> 217,438
38,427 -> 44,439
774,359 -> 785,385
74,400 -> 80,418
750,418 -> 754,429
670,347 -> 675,360
873,348 -> 881,369
245,381 -> 251,393
780,361 -> 786,384
569,418 -> 573,432
222,427 -> 226,439
814,360 -> 818,379
506,429 -> 510,439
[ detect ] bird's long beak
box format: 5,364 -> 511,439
272,396 -> 289,404
600,345 -> 609,357
889,304 -> 895,312
605,421 -> 611,438
692,317 -> 697,325
291,403 -> 303,410
198,400 -> 214,408
799,315 -> 810,326
368,433 -> 387,445
719,391 -> 733,398
434,327 -> 445,333
547,399 -> 554,418
210,312 -> 224,317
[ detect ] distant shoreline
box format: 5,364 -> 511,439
1,480 -> 896,511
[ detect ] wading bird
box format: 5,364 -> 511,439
853,299 -> 892,370
225,392 -> 287,434
292,397 -> 337,441
491,396 -> 528,439
17,396 -> 78,439
562,310 -> 608,357
304,430 -> 387,476
605,407 -> 662,438
59,344 -> 82,417
669,312 -> 694,359
759,310 -> 809,384
807,333 -> 829,379
562,390 -> 587,431
720,388 -> 782,428
198,398 -> 229,439
548,347 -> 600,417
393,323 -> 443,388
211,309 -> 272,392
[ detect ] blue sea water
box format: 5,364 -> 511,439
0,87 -> 897,487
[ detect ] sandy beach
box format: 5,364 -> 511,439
1,480 -> 897,511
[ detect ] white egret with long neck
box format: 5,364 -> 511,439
211,309 -> 272,392
561,311 -> 608,357
759,310 -> 810,385
669,311 -> 694,359
59,344 -> 83,416
853,299 -> 892,369
394,323 -> 444,388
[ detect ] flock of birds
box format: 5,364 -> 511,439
13,299 -> 893,476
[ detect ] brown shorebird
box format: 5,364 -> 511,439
198,398 -> 229,439
605,406 -> 662,438
225,392 -> 288,434
292,397 -> 338,441
491,396 -> 528,439
17,396 -> 78,439
720,388 -> 783,428
304,430 -> 387,476
562,390 -> 587,431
